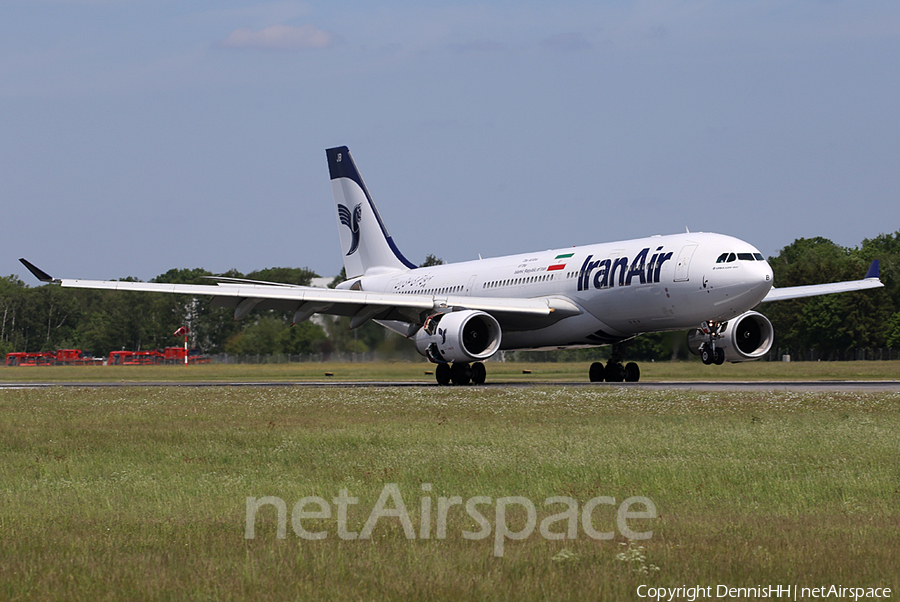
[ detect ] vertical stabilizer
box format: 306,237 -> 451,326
327,146 -> 416,278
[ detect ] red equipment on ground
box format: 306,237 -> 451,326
5,349 -> 104,366
107,350 -> 165,365
107,348 -> 211,365
163,347 -> 211,365
7,348 -> 210,366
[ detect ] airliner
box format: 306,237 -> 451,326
20,146 -> 883,385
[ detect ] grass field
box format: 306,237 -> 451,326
2,383 -> 899,601
2,359 -> 900,383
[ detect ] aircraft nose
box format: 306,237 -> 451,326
762,259 -> 773,283
757,259 -> 774,294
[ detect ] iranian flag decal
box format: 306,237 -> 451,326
548,252 -> 574,271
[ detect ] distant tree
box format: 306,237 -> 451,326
70,280 -> 162,354
225,315 -> 283,356
224,315 -> 327,357
420,254 -> 444,267
760,237 -> 892,358
887,313 -> 900,349
859,231 -> 900,313
0,275 -> 27,354
279,320 -> 327,355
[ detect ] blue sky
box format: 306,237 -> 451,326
3,0 -> 899,282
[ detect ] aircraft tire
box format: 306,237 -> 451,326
471,362 -> 486,385
589,362 -> 605,382
714,348 -> 726,365
451,362 -> 471,386
624,362 -> 640,382
701,348 -> 714,365
435,363 -> 452,386
605,362 -> 625,382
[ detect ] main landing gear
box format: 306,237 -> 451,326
589,345 -> 641,382
435,361 -> 487,386
589,360 -> 641,382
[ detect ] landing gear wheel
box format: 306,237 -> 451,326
714,348 -> 726,365
450,362 -> 471,386
589,362 -> 606,383
435,363 -> 451,386
701,347 -> 714,365
605,361 -> 626,383
471,362 -> 486,385
624,362 -> 640,382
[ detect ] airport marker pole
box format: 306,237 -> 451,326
174,326 -> 189,365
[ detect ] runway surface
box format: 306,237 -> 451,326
2,380 -> 900,391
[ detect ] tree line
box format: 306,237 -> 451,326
759,233 -> 900,360
2,235 -> 898,361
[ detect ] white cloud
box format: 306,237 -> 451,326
220,24 -> 332,51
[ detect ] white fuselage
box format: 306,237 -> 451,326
340,231 -> 774,351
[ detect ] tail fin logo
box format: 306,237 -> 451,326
338,203 -> 362,256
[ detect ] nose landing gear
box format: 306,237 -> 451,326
698,321 -> 727,365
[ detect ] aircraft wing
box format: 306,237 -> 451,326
19,259 -> 580,329
761,259 -> 883,303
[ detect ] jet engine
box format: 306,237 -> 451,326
687,311 -> 774,363
415,310 -> 502,363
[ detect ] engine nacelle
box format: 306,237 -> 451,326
687,311 -> 774,362
415,310 -> 502,364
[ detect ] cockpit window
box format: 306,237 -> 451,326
718,251 -> 765,263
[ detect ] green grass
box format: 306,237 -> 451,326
2,359 -> 900,383
2,386 -> 899,600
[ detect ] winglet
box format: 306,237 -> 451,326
864,259 -> 880,280
19,258 -> 58,283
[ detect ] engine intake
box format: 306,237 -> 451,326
687,311 -> 774,363
415,310 -> 502,363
